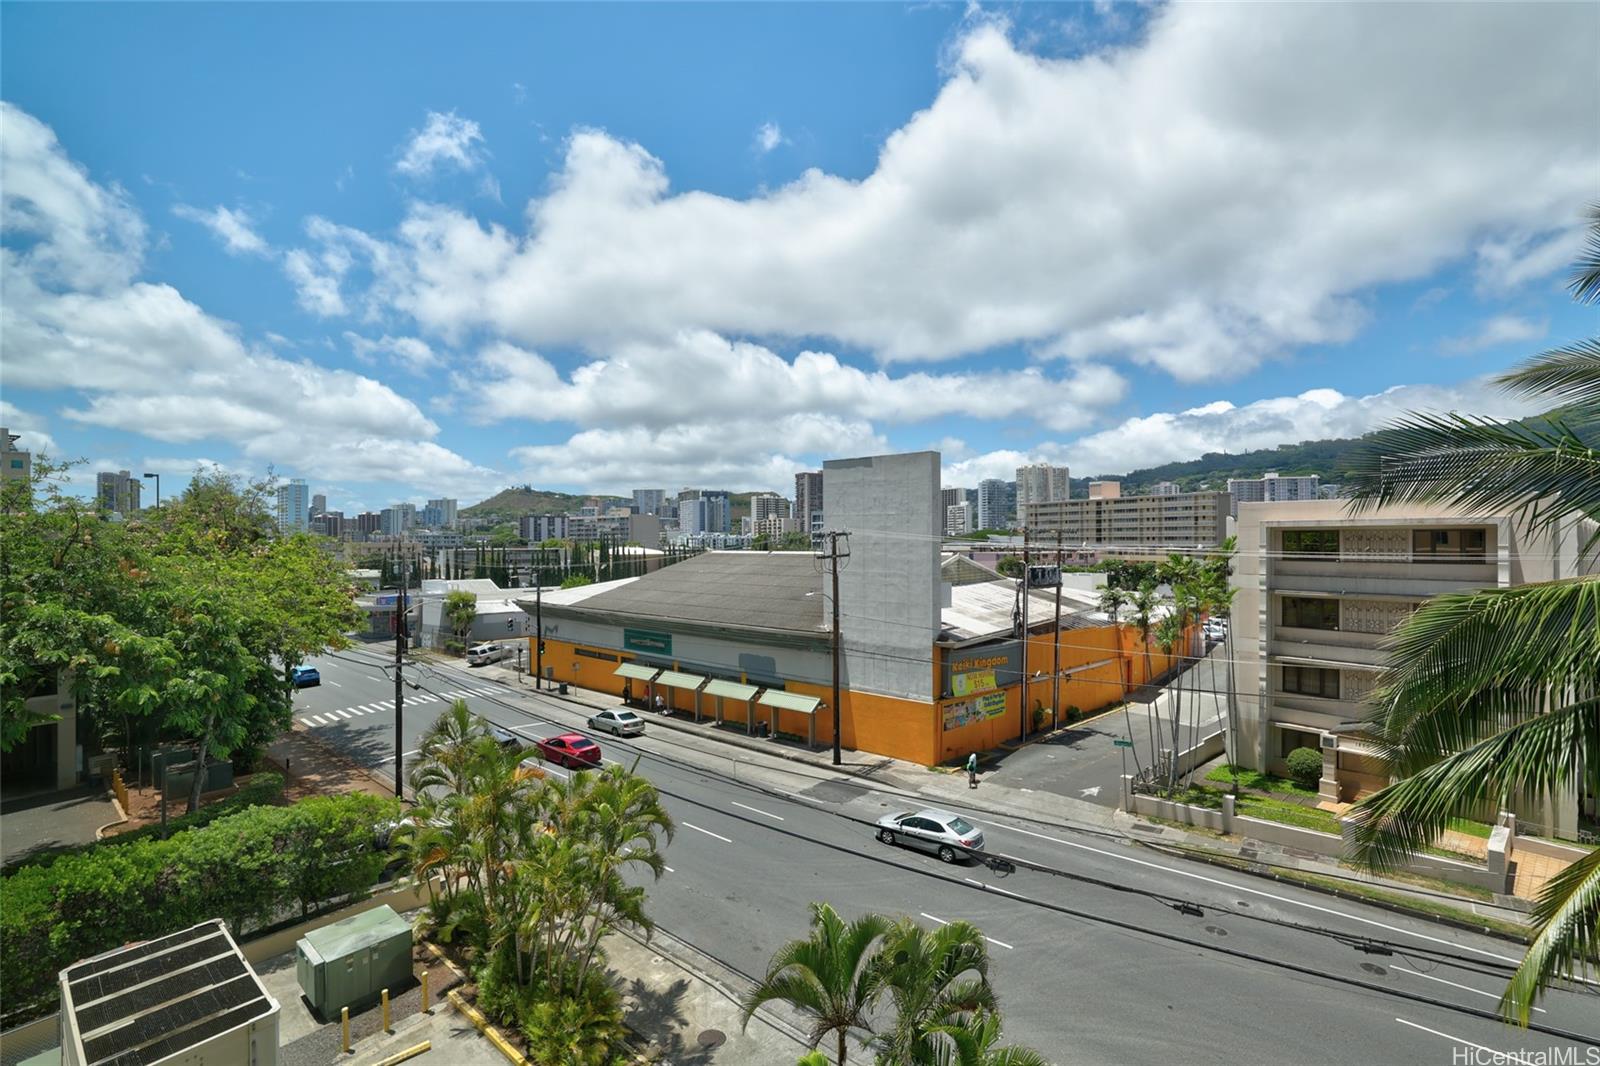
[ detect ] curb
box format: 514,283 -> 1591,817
447,990 -> 528,1066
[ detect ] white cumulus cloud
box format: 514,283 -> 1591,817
172,204 -> 269,256
395,110 -> 488,178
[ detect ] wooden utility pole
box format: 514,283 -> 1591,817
819,531 -> 851,765
1020,526 -> 1030,741
1051,527 -> 1063,731
393,538 -> 406,799
534,579 -> 544,691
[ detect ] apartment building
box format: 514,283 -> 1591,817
633,489 -> 666,515
1150,481 -> 1180,496
97,470 -> 142,515
520,513 -> 570,542
750,492 -> 792,526
422,497 -> 459,529
795,471 -> 824,540
1226,472 -> 1319,516
1021,491 -> 1230,554
1015,463 -> 1070,523
976,479 -> 1009,531
1231,500 -> 1596,833
945,501 -> 973,536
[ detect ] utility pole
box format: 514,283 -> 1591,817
1020,526 -> 1030,741
819,531 -> 851,765
1051,527 -> 1063,731
393,538 -> 406,799
534,579 -> 544,691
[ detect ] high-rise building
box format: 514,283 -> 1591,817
976,479 -> 1009,531
355,511 -> 383,537
311,494 -> 327,516
1226,472 -> 1320,516
1021,491 -> 1230,554
632,489 -> 666,515
795,471 -> 824,538
380,503 -> 417,535
96,470 -> 142,515
945,501 -> 973,536
0,429 -> 31,501
1150,481 -> 1180,496
310,510 -> 344,537
1015,463 -> 1070,524
680,494 -> 731,535
939,487 -> 964,514
276,478 -> 310,532
750,493 -> 791,526
425,498 -> 458,528
520,514 -> 569,541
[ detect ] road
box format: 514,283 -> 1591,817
994,643 -> 1234,806
293,647 -> 1600,1064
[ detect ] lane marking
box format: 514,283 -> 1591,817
731,801 -> 784,821
682,822 -> 733,843
1020,788 -> 1035,793
1392,967 -> 1546,1013
971,818 -> 1522,965
326,680 -> 342,688
920,912 -> 948,925
921,911 -> 1014,949
985,936 -> 1015,950
964,877 -> 1029,900
663,865 -> 675,874
1392,1018 -> 1531,1065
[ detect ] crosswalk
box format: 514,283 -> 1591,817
296,687 -> 501,729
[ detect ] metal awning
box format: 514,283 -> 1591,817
614,663 -> 661,682
704,679 -> 758,701
656,670 -> 707,691
757,691 -> 821,715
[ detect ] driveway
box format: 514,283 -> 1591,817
0,784 -> 117,867
976,643 -> 1236,806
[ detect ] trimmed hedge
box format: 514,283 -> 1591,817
0,790 -> 398,1020
1285,747 -> 1324,791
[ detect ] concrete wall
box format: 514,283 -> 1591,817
1132,793 -> 1225,831
23,671 -> 78,790
824,452 -> 942,702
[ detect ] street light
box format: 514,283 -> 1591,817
142,472 -> 160,509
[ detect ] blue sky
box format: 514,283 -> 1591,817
2,2 -> 1595,514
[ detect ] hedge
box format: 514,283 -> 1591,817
2,772 -> 288,875
0,790 -> 398,1021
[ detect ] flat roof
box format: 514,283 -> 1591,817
939,580 -> 1113,643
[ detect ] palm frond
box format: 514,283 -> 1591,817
1496,339 -> 1600,408
1499,846 -> 1600,1024
1568,202 -> 1600,305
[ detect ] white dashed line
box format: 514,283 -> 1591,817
682,822 -> 733,843
326,680 -> 342,688
920,911 -> 1013,950
663,865 -> 674,874
1393,967 -> 1546,1012
731,801 -> 784,821
963,877 -> 1028,900
1393,1019 -> 1531,1064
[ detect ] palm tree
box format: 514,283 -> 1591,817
873,918 -> 996,1065
1344,207 -> 1600,1023
922,1011 -> 1048,1066
740,903 -> 895,1065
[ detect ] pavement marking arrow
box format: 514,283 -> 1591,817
1079,785 -> 1102,797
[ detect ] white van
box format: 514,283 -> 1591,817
466,642 -> 511,666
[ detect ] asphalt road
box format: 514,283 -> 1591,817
293,647 -> 1600,1065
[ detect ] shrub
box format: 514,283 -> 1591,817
1064,705 -> 1083,724
444,639 -> 466,655
1285,747 -> 1324,791
0,790 -> 398,1020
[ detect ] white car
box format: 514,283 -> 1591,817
587,708 -> 646,737
875,808 -> 985,864
466,642 -> 512,666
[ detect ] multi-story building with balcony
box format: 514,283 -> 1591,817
1021,491 -> 1230,554
1231,499 -> 1596,834
1226,472 -> 1320,516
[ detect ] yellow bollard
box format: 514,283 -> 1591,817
341,1006 -> 350,1054
382,987 -> 391,1033
420,970 -> 430,1014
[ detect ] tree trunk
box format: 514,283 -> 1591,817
837,1027 -> 848,1066
186,711 -> 215,814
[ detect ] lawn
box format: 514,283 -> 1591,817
1175,785 -> 1344,836
1204,763 -> 1321,799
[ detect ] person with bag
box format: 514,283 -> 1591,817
966,751 -> 979,789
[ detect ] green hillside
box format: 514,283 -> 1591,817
462,486 -> 629,517
1075,434 -> 1374,495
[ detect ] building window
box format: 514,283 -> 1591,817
1282,596 -> 1340,630
1412,528 -> 1487,561
1281,666 -> 1340,699
575,647 -> 619,662
1282,529 -> 1338,556
1279,728 -> 1322,759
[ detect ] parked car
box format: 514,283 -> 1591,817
1203,619 -> 1228,642
487,723 -> 524,751
587,708 -> 645,737
290,665 -> 320,688
874,808 -> 985,864
466,642 -> 512,666
535,733 -> 603,769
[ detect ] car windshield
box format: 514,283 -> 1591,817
946,817 -> 976,835
615,712 -> 639,722
571,739 -> 597,750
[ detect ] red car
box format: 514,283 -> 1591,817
535,733 -> 602,769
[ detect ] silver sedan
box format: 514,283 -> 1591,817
875,808 -> 986,864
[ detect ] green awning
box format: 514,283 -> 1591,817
757,690 -> 821,715
655,670 -> 707,691
704,679 -> 758,701
614,663 -> 661,682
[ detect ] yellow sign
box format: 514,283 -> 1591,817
978,692 -> 1008,718
952,654 -> 1009,672
952,670 -> 998,697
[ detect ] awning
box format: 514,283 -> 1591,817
614,663 -> 661,682
655,670 -> 707,691
704,679 -> 758,701
757,690 -> 821,715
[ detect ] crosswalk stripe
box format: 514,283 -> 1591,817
310,715 -> 329,725
334,709 -> 352,719
299,718 -> 316,728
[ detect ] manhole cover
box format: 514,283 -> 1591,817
1235,901 -> 1251,908
1360,963 -> 1388,976
697,1029 -> 727,1049
1204,925 -> 1228,937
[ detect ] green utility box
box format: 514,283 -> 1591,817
295,905 -> 413,1019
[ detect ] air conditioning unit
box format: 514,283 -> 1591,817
1319,734 -> 1338,751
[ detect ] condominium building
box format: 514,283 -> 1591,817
96,470 -> 142,515
1226,472 -> 1320,516
1150,481 -> 1180,496
940,487 -> 964,514
795,471 -> 824,539
311,493 -> 327,516
520,514 -> 570,542
424,498 -> 459,529
310,510 -> 344,537
750,492 -> 792,526
274,478 -> 309,533
380,502 -> 417,535
1020,491 -> 1230,554
354,511 -> 383,537
1015,463 -> 1070,524
976,479 -> 1009,531
632,489 -> 666,516
680,493 -> 730,535
945,501 -> 973,536
1230,500 -> 1596,833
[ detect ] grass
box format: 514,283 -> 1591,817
1447,817 -> 1494,839
1204,763 -> 1320,799
1342,861 -> 1495,902
1175,784 -> 1343,835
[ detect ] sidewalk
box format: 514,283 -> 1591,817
477,662 -> 1533,933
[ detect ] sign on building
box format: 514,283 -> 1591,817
1026,564 -> 1061,588
623,628 -> 673,655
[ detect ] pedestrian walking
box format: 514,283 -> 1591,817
655,693 -> 667,715
966,752 -> 979,789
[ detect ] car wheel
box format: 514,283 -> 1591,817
937,845 -> 957,864
878,828 -> 896,845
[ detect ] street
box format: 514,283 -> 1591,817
294,647 -> 1600,1064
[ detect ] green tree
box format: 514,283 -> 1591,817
1343,213 -> 1600,1022
444,590 -> 477,648
560,573 -> 593,590
996,557 -> 1023,579
781,531 -> 814,549
753,532 -> 774,551
741,902 -> 895,1065
873,918 -> 996,1065
920,1012 -> 1048,1066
